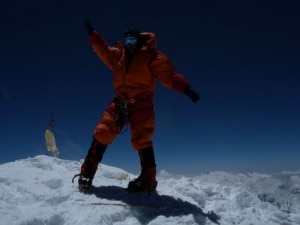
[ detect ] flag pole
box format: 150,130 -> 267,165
50,112 -> 55,130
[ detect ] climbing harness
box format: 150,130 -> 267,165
114,97 -> 153,132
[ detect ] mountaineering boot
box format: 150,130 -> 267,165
74,138 -> 107,193
127,146 -> 158,192
78,176 -> 93,193
127,167 -> 157,192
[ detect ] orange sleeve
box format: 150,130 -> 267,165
89,32 -> 120,71
150,51 -> 190,93
140,32 -> 157,49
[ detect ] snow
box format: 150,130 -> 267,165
0,155 -> 299,225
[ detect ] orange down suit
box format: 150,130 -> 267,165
89,31 -> 190,150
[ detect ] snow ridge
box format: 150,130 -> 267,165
0,155 -> 299,225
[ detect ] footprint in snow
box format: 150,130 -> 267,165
42,179 -> 63,189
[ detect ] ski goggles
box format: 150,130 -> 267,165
123,36 -> 138,46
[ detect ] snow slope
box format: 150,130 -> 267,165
0,155 -> 299,225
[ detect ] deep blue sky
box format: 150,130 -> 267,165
1,0 -> 299,174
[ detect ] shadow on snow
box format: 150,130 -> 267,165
91,185 -> 220,225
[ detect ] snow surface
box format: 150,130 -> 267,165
0,155 -> 299,225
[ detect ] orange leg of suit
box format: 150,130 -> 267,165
93,99 -> 155,150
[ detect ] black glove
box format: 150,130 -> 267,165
184,88 -> 200,103
85,20 -> 94,35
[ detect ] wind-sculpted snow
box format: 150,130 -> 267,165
0,155 -> 299,225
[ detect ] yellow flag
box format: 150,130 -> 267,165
45,129 -> 59,157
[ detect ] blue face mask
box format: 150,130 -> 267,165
123,36 -> 138,46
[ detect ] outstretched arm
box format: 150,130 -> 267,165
84,20 -> 119,70
151,52 -> 199,102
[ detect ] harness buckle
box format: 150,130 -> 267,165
129,98 -> 135,104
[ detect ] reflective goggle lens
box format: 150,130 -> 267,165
123,36 -> 138,46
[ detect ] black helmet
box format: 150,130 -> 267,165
123,28 -> 141,39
